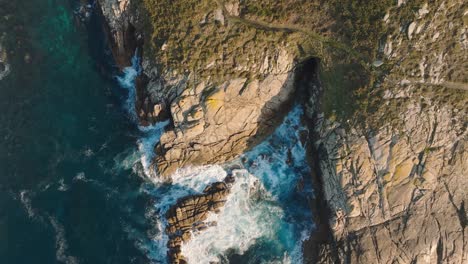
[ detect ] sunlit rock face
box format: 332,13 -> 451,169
165,180 -> 232,264
312,103 -> 467,263
154,48 -> 297,177
309,0 -> 468,262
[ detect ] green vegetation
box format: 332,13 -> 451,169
328,0 -> 393,59
320,63 -> 369,122
136,0 -> 370,86
137,0 -> 308,85
136,0 -> 466,132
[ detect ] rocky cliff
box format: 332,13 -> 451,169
96,0 -> 467,263
98,0 -> 336,177
307,0 -> 467,263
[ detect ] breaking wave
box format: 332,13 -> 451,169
117,54 -> 313,263
179,106 -> 313,264
116,53 -> 140,121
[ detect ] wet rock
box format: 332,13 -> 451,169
166,180 -> 232,264
135,74 -> 168,126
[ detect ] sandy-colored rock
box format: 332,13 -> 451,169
154,49 -> 297,177
307,1 -> 468,262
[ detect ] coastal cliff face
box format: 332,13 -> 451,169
153,49 -> 297,176
97,0 -> 467,263
309,1 -> 467,262
98,0 -> 334,177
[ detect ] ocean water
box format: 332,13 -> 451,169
0,1 -> 150,263
0,1 -> 314,264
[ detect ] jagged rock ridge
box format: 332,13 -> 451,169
166,179 -> 233,264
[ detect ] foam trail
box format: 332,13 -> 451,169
116,53 -> 140,121
137,120 -> 170,178
49,216 -> 79,264
19,190 -> 36,218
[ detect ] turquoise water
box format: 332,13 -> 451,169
0,1 -> 314,263
0,1 -> 150,263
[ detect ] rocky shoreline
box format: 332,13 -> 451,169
95,0 -> 467,263
166,178 -> 234,263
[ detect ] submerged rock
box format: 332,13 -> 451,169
0,43 -> 10,81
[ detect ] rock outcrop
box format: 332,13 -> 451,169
98,0 -> 334,177
97,0 -> 137,68
154,48 -> 297,176
310,102 -> 467,263
166,179 -> 233,264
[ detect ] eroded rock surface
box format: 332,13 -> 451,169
154,48 -> 296,176
97,0 -> 137,68
166,179 -> 233,264
311,103 -> 467,263
308,0 -> 468,262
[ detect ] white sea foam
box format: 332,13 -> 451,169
181,169 -> 283,263
115,53 -> 171,180
116,52 -> 313,263
116,53 -> 140,121
73,172 -> 86,182
58,178 -> 69,191
0,62 -> 11,81
142,165 -> 228,262
144,106 -> 313,264
19,190 -> 36,219
137,121 -> 170,178
157,165 -> 228,206
49,216 -> 79,264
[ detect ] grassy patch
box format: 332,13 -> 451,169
320,63 -> 369,123
328,0 -> 393,59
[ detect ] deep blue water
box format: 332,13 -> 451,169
0,1 -> 150,263
0,1 -> 314,263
